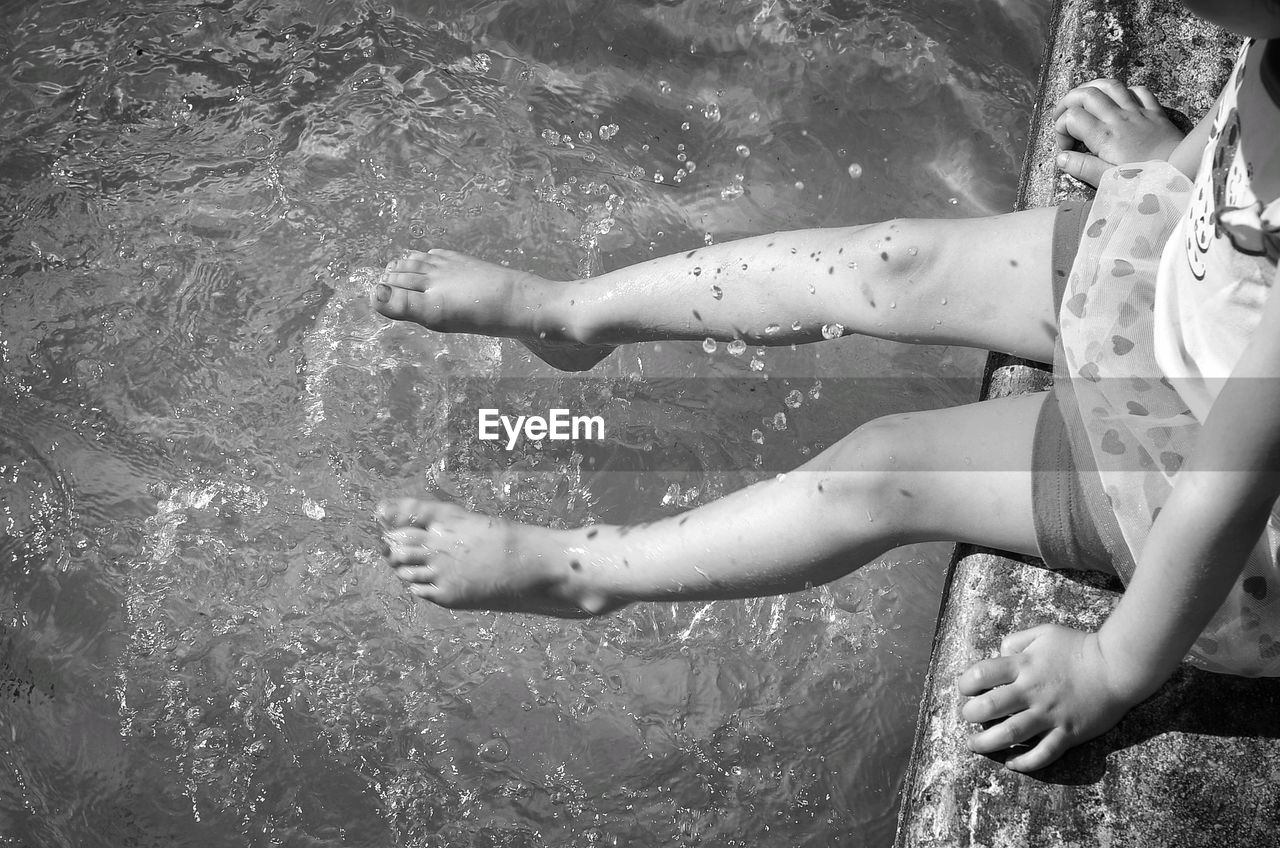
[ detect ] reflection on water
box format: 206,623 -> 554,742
0,0 -> 1047,845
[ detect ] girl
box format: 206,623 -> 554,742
371,0 -> 1280,771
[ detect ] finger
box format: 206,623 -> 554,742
1054,109 -> 1103,152
1052,79 -> 1123,120
1082,79 -> 1142,110
967,711 -> 1053,754
960,684 -> 1031,723
1053,86 -> 1122,125
957,655 -> 1019,695
999,626 -> 1044,656
1129,84 -> 1161,111
1055,150 -> 1110,187
1005,729 -> 1071,772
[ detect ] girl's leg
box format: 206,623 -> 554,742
371,207 -> 1062,365
377,393 -> 1046,615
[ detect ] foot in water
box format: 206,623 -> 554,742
376,498 -> 616,617
370,249 -> 615,372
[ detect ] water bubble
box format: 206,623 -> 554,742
702,337 -> 717,353
721,183 -> 744,200
847,162 -> 863,179
736,144 -> 751,157
658,80 -> 672,94
727,339 -> 746,356
820,323 -> 845,340
785,390 -> 803,408
710,285 -> 723,299
478,736 -> 510,763
702,103 -> 721,121
598,123 -> 619,140
772,412 -> 788,430
764,323 -> 780,334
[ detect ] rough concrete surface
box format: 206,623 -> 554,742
895,2 -> 1280,846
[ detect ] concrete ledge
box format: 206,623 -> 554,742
894,3 -> 1280,846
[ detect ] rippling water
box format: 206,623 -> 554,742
0,1 -> 1047,845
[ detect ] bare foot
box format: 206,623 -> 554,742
376,497 -> 615,616
370,249 -> 614,372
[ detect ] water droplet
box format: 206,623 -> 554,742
772,412 -> 788,430
478,737 -> 510,763
702,103 -> 721,121
736,144 -> 750,157
821,323 -> 845,340
702,337 -> 717,353
727,339 -> 746,356
847,162 -> 863,179
785,390 -> 803,408
710,285 -> 723,299
751,428 -> 765,444
764,323 -> 780,334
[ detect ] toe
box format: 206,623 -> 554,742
393,565 -> 436,584
372,282 -> 443,325
378,497 -> 448,530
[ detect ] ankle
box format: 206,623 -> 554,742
540,528 -> 624,615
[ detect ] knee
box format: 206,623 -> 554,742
862,218 -> 934,280
807,415 -> 920,527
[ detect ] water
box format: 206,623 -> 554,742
0,1 -> 1047,845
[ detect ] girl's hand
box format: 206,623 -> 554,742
1053,79 -> 1185,186
956,623 -> 1154,772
